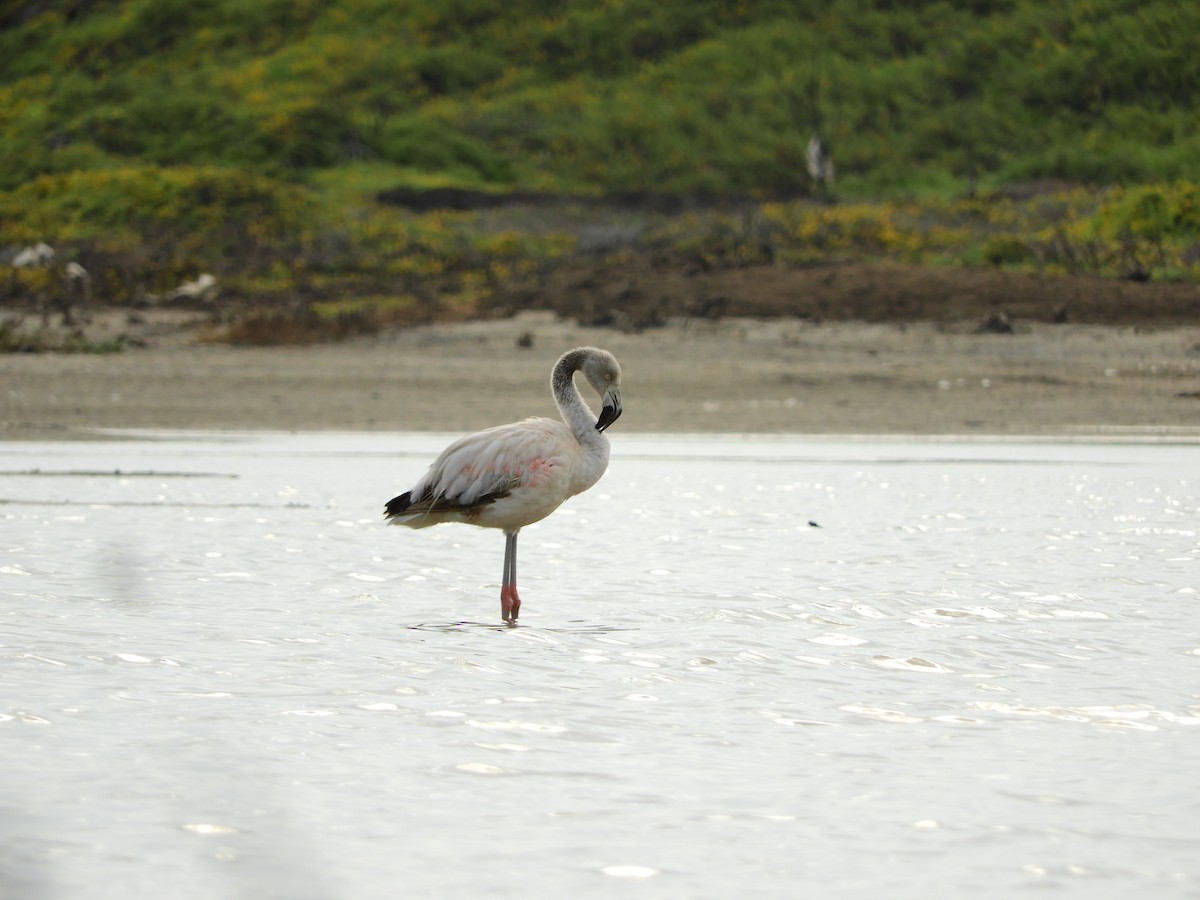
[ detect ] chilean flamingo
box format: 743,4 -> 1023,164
384,347 -> 623,624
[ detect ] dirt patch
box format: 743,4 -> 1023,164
512,259 -> 1200,330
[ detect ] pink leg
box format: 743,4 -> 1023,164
500,583 -> 521,625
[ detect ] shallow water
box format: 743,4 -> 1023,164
2,431 -> 1198,899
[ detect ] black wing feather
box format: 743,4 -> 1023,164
384,481 -> 516,521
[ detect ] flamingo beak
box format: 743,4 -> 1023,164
595,387 -> 622,432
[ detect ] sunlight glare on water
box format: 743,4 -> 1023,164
1,431 -> 1198,899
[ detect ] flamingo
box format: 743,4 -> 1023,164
384,347 -> 623,624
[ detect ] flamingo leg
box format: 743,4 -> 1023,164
500,531 -> 521,625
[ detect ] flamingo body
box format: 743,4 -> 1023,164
385,347 -> 622,623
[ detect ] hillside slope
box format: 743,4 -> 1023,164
0,0 -> 1197,341
3,0 -> 1198,196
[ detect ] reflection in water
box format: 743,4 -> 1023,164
1,432 -> 1198,898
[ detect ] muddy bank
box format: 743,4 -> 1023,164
3,310 -> 1199,440
512,260 -> 1200,331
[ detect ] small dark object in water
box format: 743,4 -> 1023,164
808,520 -> 821,528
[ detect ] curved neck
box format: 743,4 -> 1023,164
551,349 -> 598,438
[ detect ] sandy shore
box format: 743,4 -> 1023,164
3,311 -> 1199,439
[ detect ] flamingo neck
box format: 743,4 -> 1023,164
552,349 -> 601,441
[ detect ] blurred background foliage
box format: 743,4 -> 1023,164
0,0 -> 1197,342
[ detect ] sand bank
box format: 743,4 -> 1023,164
2,311 -> 1199,440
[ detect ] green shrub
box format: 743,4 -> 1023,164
0,165 -> 313,244
376,118 -> 515,183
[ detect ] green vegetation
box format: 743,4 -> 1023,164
0,0 -> 1197,345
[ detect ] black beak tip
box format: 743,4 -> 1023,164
596,404 -> 621,432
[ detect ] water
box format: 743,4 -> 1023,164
2,432 -> 1198,899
